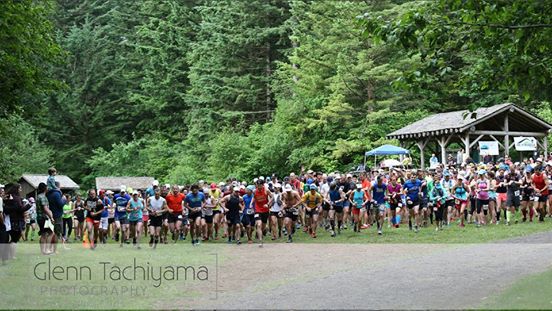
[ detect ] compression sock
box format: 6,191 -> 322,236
330,220 -> 335,231
506,210 -> 512,223
504,210 -> 507,221
337,221 -> 342,231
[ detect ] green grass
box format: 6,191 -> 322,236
0,243 -> 222,309
211,220 -> 552,244
482,266 -> 552,309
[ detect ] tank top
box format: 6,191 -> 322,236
329,190 -> 342,206
477,180 -> 489,200
353,190 -> 364,208
454,185 -> 468,200
387,183 -> 401,203
533,173 -> 549,195
128,199 -> 143,221
254,189 -> 269,213
226,195 -> 240,214
496,175 -> 507,193
271,193 -> 282,212
372,183 -> 386,204
62,204 -> 73,219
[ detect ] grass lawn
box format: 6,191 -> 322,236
208,220 -> 552,244
482,266 -> 552,309
0,243 -> 221,309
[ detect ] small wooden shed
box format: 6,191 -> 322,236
19,174 -> 80,198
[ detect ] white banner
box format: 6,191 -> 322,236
514,137 -> 537,151
479,141 -> 499,156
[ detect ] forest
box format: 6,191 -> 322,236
2,0 -> 552,187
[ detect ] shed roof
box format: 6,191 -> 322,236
20,174 -> 79,190
387,103 -> 552,139
95,177 -> 154,191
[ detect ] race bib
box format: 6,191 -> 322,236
246,209 -> 254,215
534,196 -> 540,202
455,199 -> 460,205
117,206 -> 126,212
177,215 -> 183,220
254,213 -> 259,218
514,190 -> 520,197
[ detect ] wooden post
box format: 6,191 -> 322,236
504,112 -> 510,156
437,136 -> 452,165
463,132 -> 470,163
416,139 -> 428,169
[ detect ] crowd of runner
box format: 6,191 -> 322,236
1,156 -> 551,255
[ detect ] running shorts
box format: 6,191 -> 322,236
203,214 -> 214,224
254,212 -> 269,224
305,208 -> 319,217
241,213 -> 255,226
149,215 -> 163,227
100,217 -> 109,230
406,198 -> 419,209
284,211 -> 298,221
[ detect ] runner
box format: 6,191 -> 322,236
146,188 -> 167,248
251,179 -> 273,247
184,184 -> 206,246
531,166 -> 549,222
269,183 -> 284,240
441,171 -> 455,226
387,176 -> 402,228
241,186 -> 255,244
98,190 -> 110,244
429,175 -> 447,231
370,175 -> 387,235
106,190 -> 115,240
326,182 -> 345,237
302,184 -> 323,238
403,170 -> 423,232
113,186 -> 130,245
61,195 -> 73,243
350,183 -> 368,233
451,176 -> 469,227
84,189 -> 104,250
520,169 -> 535,222
505,171 -> 521,225
209,183 -> 224,240
495,168 -> 508,224
201,188 -> 215,241
219,187 -> 244,244
127,190 -> 144,249
165,185 -> 185,243
73,195 -> 85,241
282,184 -> 302,243
475,170 -> 490,227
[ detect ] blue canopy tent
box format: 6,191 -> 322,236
364,145 -> 410,169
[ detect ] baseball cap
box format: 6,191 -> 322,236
356,183 -> 362,188
106,190 -> 114,195
478,169 -> 487,175
152,180 -> 159,186
307,169 -> 314,174
120,185 -> 127,192
233,186 -> 240,192
284,184 -> 292,192
247,185 -> 255,191
132,190 -> 139,195
274,183 -> 282,188
310,184 -> 317,190
346,173 -> 352,178
210,183 -> 217,189
307,178 -> 314,185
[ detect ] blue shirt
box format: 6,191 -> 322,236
114,193 -> 130,217
46,189 -> 66,219
101,197 -> 111,217
128,199 -> 143,221
243,194 -> 253,212
185,192 -> 205,209
404,179 -> 422,201
372,183 -> 387,204
329,190 -> 343,206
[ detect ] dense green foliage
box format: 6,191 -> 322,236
2,0 -> 552,185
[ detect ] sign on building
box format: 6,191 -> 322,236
479,141 -> 499,156
514,137 -> 537,151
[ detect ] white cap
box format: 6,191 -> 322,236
120,185 -> 127,192
346,173 -> 352,178
132,190 -> 139,195
199,180 -> 205,184
0,184 -> 4,188
152,180 -> 159,186
307,169 -> 314,174
219,182 -> 225,187
274,183 -> 282,188
106,190 -> 114,195
240,185 -> 245,190
356,184 -> 362,188
259,176 -> 265,180
233,186 -> 240,191
165,184 -> 171,189
322,174 -> 327,178
284,184 -> 292,192
253,178 -> 258,183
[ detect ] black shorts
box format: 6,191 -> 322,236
538,194 -> 549,202
406,198 -> 420,209
285,211 -> 298,221
270,211 -> 282,218
129,220 -> 142,226
322,202 -> 330,211
477,199 -> 489,214
241,213 -> 255,226
149,215 -> 163,227
305,208 -> 319,217
226,212 -> 241,225
76,216 -> 85,223
254,212 -> 269,224
333,205 -> 344,213
37,217 -> 51,235
108,218 -> 115,224
203,214 -> 213,224
506,196 -> 521,208
189,211 -> 202,222
213,210 -> 222,215
168,213 -> 183,223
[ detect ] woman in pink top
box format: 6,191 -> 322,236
475,170 -> 490,226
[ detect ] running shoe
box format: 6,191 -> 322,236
237,240 -> 242,245
378,230 -> 382,235
287,236 -> 293,243
330,230 -> 336,237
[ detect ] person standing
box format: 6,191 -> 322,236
35,183 -> 56,255
3,183 -> 31,260
61,194 -> 74,242
531,166 -> 549,222
46,181 -> 66,239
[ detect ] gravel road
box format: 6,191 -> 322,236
177,231 -> 552,310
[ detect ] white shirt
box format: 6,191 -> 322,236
149,196 -> 166,212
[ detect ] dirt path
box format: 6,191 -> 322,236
174,233 -> 552,310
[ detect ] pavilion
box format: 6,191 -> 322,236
386,103 -> 552,168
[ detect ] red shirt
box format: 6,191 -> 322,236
533,173 -> 549,195
254,188 -> 270,213
165,192 -> 184,214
